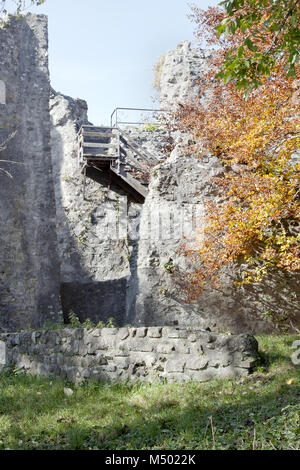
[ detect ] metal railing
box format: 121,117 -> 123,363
110,107 -> 168,128
77,109 -> 169,199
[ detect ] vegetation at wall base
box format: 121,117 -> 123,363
0,335 -> 299,450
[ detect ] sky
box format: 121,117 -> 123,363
7,0 -> 219,124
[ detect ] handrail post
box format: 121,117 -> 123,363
83,163 -> 87,200
77,128 -> 80,168
117,127 -> 121,173
111,108 -> 117,128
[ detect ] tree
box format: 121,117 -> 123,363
190,0 -> 299,91
0,0 -> 45,22
176,6 -> 299,305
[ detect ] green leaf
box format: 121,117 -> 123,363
238,46 -> 245,57
245,37 -> 257,52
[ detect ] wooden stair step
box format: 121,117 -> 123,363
83,154 -> 118,159
82,142 -> 117,149
80,126 -> 114,133
81,131 -> 115,138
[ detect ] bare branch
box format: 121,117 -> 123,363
0,167 -> 13,178
0,130 -> 23,178
0,129 -> 17,152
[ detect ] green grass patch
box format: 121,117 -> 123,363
0,334 -> 299,450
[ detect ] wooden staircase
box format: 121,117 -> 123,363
77,125 -> 159,202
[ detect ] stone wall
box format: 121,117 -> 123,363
50,91 -> 144,325
132,41 -> 300,334
134,132 -> 300,333
50,91 -> 173,326
158,40 -> 212,108
0,15 -> 62,332
1,17 -> 297,335
0,327 -> 259,384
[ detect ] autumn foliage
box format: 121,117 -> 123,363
175,5 -> 299,299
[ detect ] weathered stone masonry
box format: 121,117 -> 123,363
0,15 -> 62,332
1,15 -> 298,337
0,327 -> 259,383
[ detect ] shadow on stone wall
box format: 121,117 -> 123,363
51,124 -> 141,327
60,280 -> 127,325
191,264 -> 300,334
133,149 -> 300,334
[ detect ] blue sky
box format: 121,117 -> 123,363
11,0 -> 219,124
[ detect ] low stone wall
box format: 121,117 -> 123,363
0,327 -> 259,384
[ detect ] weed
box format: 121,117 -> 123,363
0,335 -> 299,450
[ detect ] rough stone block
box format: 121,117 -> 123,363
83,331 -> 95,345
188,334 -> 198,342
77,344 -> 88,356
99,336 -> 116,349
101,365 -> 117,373
207,334 -> 217,344
18,354 -> 32,370
8,334 -> 20,347
209,353 -> 233,367
115,357 -> 130,370
71,340 -> 80,354
91,329 -> 101,337
186,356 -> 208,371
61,343 -> 72,354
156,343 -> 176,354
167,329 -> 188,339
165,358 -> 186,373
129,328 -> 137,337
95,353 -> 108,366
73,329 -> 84,340
0,341 -> 6,368
115,344 -> 130,357
238,356 -> 258,369
147,327 -> 162,338
117,328 -> 129,341
169,340 -> 190,354
129,339 -> 154,353
189,343 -> 204,355
81,369 -> 90,378
133,353 -> 158,368
165,373 -> 190,383
136,328 -> 147,338
86,339 -> 100,354
101,328 -> 118,336
65,367 -> 78,382
31,332 -> 41,344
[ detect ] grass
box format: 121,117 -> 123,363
0,334 -> 299,450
